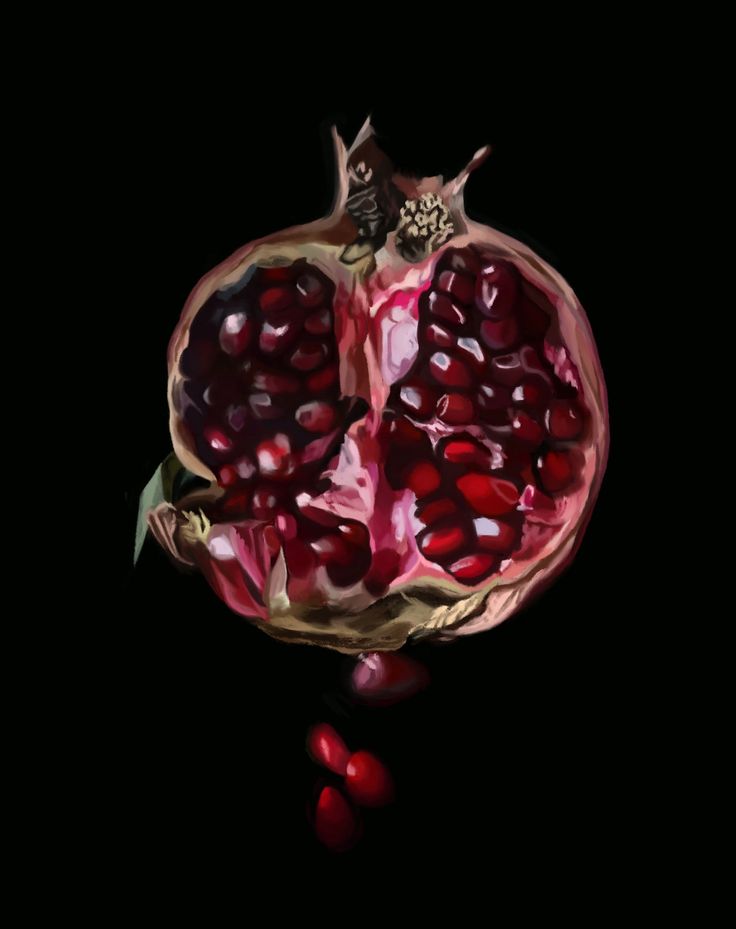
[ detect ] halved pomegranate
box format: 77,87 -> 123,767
144,121 -> 608,653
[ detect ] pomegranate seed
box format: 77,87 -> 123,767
509,411 -> 544,445
416,497 -> 457,525
258,285 -> 294,315
296,401 -> 337,433
519,296 -> 549,337
400,383 -> 437,418
490,352 -> 525,386
226,404 -> 249,432
203,427 -> 232,453
234,456 -> 256,479
258,265 -> 293,283
338,522 -> 370,548
283,538 -> 317,577
326,550 -> 372,588
427,291 -> 467,327
218,312 -> 253,356
304,308 -> 332,335
536,449 -> 578,493
425,323 -> 454,348
180,339 -> 217,378
295,272 -> 325,309
443,439 -> 491,467
475,261 -> 519,319
447,552 -> 497,581
405,461 -> 441,498
314,786 -> 359,852
546,400 -> 584,440
249,393 -> 286,420
512,378 -> 549,408
420,524 -> 466,559
436,393 -> 474,424
311,534 -> 354,565
429,352 -> 472,388
480,317 -> 520,351
440,247 -> 481,276
251,485 -> 281,520
307,363 -> 339,392
256,439 -> 295,479
290,341 -> 328,371
295,495 -> 341,527
364,549 -> 402,596
222,489 -> 250,515
263,525 -> 281,555
387,415 -> 429,446
350,651 -> 430,705
519,344 -> 549,378
456,336 -> 487,372
456,473 -> 520,516
436,270 -> 475,306
345,751 -> 395,808
218,465 -> 238,487
306,723 -> 351,775
251,367 -> 300,394
259,314 -> 301,355
275,512 -> 298,539
473,516 -> 518,552
477,382 -> 511,413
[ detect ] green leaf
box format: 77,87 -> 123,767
134,453 -> 185,565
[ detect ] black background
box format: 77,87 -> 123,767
113,88 -> 650,885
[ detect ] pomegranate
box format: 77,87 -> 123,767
145,120 -> 608,653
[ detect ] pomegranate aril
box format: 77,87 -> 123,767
364,549 -> 402,597
405,461 -> 441,498
425,323 -> 455,349
475,261 -> 519,319
306,723 -> 351,775
221,488 -> 251,516
226,404 -> 249,432
536,448 -> 579,493
456,473 -> 520,516
447,553 -> 497,582
546,399 -> 585,440
519,295 -> 549,337
510,410 -> 545,445
490,352 -> 525,386
314,786 -> 359,852
296,400 -> 338,433
386,415 -> 430,447
419,524 -> 466,559
350,651 -> 430,706
295,495 -> 341,527
249,393 -> 286,420
440,246 -> 481,276
400,383 -> 437,418
416,497 -> 457,525
304,308 -> 332,335
258,285 -> 294,315
295,272 -> 326,309
477,382 -> 511,413
345,751 -> 395,808
284,538 -> 318,576
436,393 -> 474,424
427,291 -> 467,327
338,522 -> 370,548
259,315 -> 302,355
456,337 -> 487,373
512,378 -> 550,408
251,367 -> 300,394
251,486 -> 281,521
429,352 -> 472,388
480,317 -> 520,351
307,363 -> 339,392
218,465 -> 238,488
443,439 -> 491,467
256,438 -> 295,479
473,516 -> 518,552
218,312 -> 253,356
290,341 -> 328,371
258,265 -> 293,283
436,270 -> 475,306
326,550 -> 372,588
311,533 -> 353,566
519,344 -> 549,378
203,427 -> 232,453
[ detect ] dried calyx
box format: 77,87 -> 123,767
146,120 -> 608,654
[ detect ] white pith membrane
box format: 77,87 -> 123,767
149,124 -> 608,654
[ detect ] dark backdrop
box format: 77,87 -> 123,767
114,92 -> 643,883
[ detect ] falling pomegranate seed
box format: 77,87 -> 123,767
420,524 -> 466,559
405,461 -> 441,498
350,651 -> 430,706
447,552 -> 497,581
345,751 -> 395,808
456,473 -> 520,516
436,393 -> 474,424
314,786 -> 359,852
306,723 -> 351,775
296,401 -> 337,433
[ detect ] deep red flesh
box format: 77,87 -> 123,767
177,248 -> 588,593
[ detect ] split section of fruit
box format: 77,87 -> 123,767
171,244 -> 590,603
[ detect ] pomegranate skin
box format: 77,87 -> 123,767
145,120 -> 608,654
